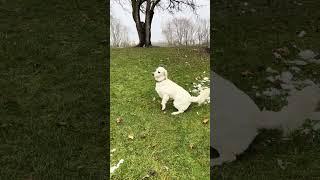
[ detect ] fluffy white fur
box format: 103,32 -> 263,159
211,71 -> 320,166
153,67 -> 210,115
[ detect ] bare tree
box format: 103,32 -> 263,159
162,17 -> 202,47
110,15 -> 130,47
196,18 -> 210,46
113,0 -> 199,47
162,22 -> 174,46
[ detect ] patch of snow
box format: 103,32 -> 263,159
110,159 -> 124,174
280,83 -> 296,91
203,77 -> 209,81
266,67 -> 278,74
298,49 -> 317,60
279,71 -> 293,84
277,159 -> 286,170
290,66 -> 301,73
288,60 -> 307,66
308,59 -> 320,64
297,30 -> 306,38
262,88 -> 282,97
313,123 -> 320,131
301,128 -> 311,134
266,76 -> 276,82
273,52 -> 282,59
191,89 -> 199,93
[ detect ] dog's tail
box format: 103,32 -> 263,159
190,88 -> 210,105
257,85 -> 320,136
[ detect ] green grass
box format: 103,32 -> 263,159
0,0 -> 107,179
110,47 -> 210,179
212,0 -> 320,179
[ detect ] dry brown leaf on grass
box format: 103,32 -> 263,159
128,134 -> 134,140
116,117 -> 123,124
151,143 -> 157,148
140,132 -> 147,139
202,118 -> 209,124
272,51 -> 282,59
274,47 -> 290,57
163,166 -> 169,171
189,143 -> 195,149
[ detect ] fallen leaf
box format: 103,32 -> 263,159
140,132 -> 147,139
275,47 -> 290,57
128,135 -> 134,140
163,166 -> 169,171
189,143 -> 195,149
151,143 -> 157,148
116,117 -> 123,124
141,174 -> 150,179
202,118 -> 209,124
272,51 -> 282,59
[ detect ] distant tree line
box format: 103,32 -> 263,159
110,15 -> 133,47
162,17 -> 209,47
113,0 -> 199,47
111,15 -> 210,47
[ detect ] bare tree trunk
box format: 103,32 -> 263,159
136,22 -> 146,47
131,0 -> 160,47
132,1 -> 145,47
145,10 -> 154,47
144,0 -> 152,47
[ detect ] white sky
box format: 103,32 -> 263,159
111,0 -> 210,43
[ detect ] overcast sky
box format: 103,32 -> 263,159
111,0 -> 210,43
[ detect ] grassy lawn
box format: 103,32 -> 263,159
0,0 -> 107,179
212,0 -> 320,179
110,47 -> 210,179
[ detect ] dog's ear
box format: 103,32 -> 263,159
164,69 -> 168,79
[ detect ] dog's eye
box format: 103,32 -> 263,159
158,71 -> 160,73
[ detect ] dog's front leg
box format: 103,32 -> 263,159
161,94 -> 169,110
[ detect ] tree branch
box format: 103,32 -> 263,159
151,0 -> 161,10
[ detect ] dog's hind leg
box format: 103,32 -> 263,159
161,94 -> 170,110
171,100 -> 190,115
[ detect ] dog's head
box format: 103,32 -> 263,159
153,67 -> 168,82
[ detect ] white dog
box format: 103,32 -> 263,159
211,71 -> 320,166
153,67 -> 210,115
